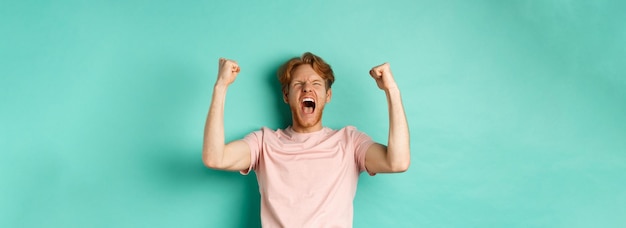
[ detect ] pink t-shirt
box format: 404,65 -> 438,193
241,126 -> 375,228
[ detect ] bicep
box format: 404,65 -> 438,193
220,140 -> 251,171
364,143 -> 394,174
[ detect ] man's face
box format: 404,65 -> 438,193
284,64 -> 332,132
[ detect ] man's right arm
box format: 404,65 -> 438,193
202,58 -> 251,171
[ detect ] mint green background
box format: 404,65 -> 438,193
1,0 -> 625,227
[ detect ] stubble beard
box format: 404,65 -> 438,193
290,105 -> 324,130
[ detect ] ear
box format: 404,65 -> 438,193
283,90 -> 289,104
326,88 -> 332,103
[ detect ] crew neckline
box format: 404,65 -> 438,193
284,126 -> 330,139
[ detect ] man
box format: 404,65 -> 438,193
202,52 -> 410,227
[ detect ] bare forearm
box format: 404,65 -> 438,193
385,87 -> 410,170
202,84 -> 228,168
365,62 -> 410,172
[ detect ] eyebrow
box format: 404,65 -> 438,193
292,79 -> 323,84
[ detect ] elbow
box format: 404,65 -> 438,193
389,152 -> 410,173
202,152 -> 223,169
202,159 -> 218,169
386,147 -> 410,172
203,158 -> 223,170
391,160 -> 410,173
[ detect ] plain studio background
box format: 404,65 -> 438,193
1,0 -> 625,227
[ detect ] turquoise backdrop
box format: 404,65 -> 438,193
1,0 -> 625,227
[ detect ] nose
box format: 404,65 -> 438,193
302,83 -> 312,92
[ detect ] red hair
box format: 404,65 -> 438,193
277,52 -> 335,94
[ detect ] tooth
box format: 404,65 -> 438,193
303,98 -> 314,102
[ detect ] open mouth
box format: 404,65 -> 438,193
302,98 -> 316,114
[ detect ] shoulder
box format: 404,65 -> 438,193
243,127 -> 284,147
333,125 -> 371,139
337,125 -> 364,134
246,127 -> 290,139
247,126 -> 283,133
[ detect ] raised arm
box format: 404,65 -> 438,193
202,58 -> 251,171
364,63 -> 411,173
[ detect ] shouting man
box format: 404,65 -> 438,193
202,52 -> 410,227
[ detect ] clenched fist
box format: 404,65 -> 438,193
369,63 -> 398,91
216,58 -> 240,87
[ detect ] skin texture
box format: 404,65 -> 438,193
363,63 -> 411,173
202,57 -> 410,174
283,65 -> 332,133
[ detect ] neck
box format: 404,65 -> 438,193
291,123 -> 323,133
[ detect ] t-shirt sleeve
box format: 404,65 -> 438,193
351,126 -> 376,176
240,130 -> 263,175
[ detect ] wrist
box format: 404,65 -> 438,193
213,82 -> 229,92
384,86 -> 400,94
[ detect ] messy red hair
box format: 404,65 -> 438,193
277,52 -> 335,94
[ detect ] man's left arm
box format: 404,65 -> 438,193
364,62 -> 411,173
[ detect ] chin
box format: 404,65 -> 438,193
290,106 -> 325,129
291,115 -> 320,129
